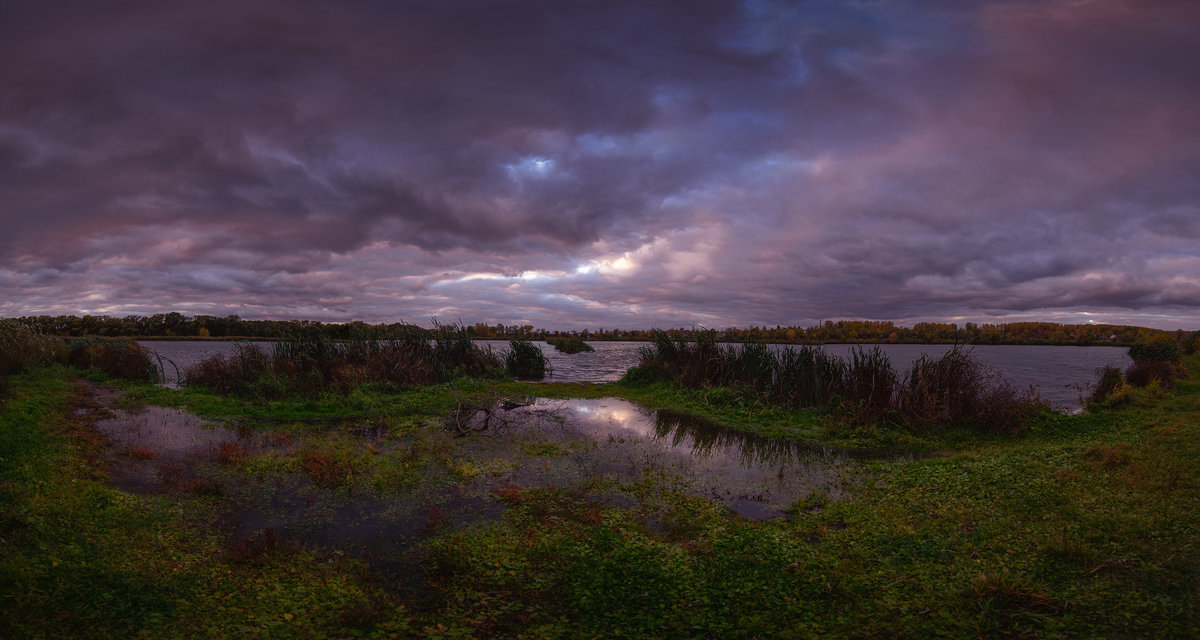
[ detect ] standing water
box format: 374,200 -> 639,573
143,340 -> 1130,409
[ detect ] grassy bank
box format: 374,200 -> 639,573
2,355 -> 1198,638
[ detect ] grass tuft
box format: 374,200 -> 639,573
504,338 -> 549,379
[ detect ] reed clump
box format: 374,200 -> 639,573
505,338 -> 550,380
0,318 -> 64,376
547,336 -> 594,354
627,330 -> 1044,435
183,322 -> 505,397
64,338 -> 158,382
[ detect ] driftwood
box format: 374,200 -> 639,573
443,389 -> 533,437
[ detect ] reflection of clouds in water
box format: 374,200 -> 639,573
492,397 -> 887,518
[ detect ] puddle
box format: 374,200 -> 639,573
87,388 -> 500,594
450,398 -> 892,519
86,387 -> 896,594
93,403 -> 259,494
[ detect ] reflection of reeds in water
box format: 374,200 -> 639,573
653,409 -> 819,468
654,409 -> 915,467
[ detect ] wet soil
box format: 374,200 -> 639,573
82,385 -> 887,591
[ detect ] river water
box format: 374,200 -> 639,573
140,340 -> 1130,410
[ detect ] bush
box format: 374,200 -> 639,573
1181,331 -> 1200,355
547,336 -> 594,353
632,334 -> 1043,436
505,339 -> 549,380
182,323 -> 505,396
1128,334 -> 1182,364
1088,365 -> 1126,406
0,319 -> 63,375
1125,361 -> 1180,390
65,339 -> 157,381
619,362 -> 670,386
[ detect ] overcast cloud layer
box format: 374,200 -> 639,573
2,0 -> 1198,329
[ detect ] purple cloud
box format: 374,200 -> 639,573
1,0 -> 1198,329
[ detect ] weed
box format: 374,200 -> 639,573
65,338 -> 157,381
215,441 -> 246,464
126,447 -> 155,460
970,572 -> 1059,612
1129,334 -> 1183,364
632,333 -> 1043,435
226,528 -> 297,563
157,461 -> 223,495
1085,442 -> 1132,467
493,482 -> 525,504
183,322 -> 505,396
424,504 -> 449,532
547,336 -> 594,353
0,319 -> 63,375
1126,361 -> 1180,389
302,449 -> 353,485
1088,364 -> 1126,406
505,338 -> 549,380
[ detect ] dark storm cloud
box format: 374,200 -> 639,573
1,0 -> 1198,328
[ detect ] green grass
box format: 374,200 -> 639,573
2,358 -> 1199,638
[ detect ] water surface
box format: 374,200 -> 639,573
144,339 -> 1130,408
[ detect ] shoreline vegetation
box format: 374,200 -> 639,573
2,318 -> 1199,637
11,313 -> 1198,347
546,336 -> 595,353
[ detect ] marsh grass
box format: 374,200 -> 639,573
65,338 -> 159,382
504,338 -> 549,379
631,331 -> 1044,435
0,318 -> 63,376
547,336 -> 594,353
5,354 -> 1200,638
183,322 -> 505,396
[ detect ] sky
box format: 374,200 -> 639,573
2,0 -> 1199,330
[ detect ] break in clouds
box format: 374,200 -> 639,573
2,0 -> 1199,329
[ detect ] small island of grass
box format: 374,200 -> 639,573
547,336 -> 594,353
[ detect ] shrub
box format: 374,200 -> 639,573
1089,365 -> 1126,406
0,319 -> 63,375
182,323 -> 504,396
632,335 -> 1043,436
840,346 -> 897,419
1125,361 -> 1179,390
547,336 -> 595,353
1180,331 -> 1200,355
619,361 -> 670,386
1128,334 -> 1182,364
65,338 -> 157,381
505,338 -> 549,380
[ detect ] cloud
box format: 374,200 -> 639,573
1,0 -> 1198,329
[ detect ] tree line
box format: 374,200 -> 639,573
5,314 -> 1182,346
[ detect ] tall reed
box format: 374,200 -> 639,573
505,339 -> 550,380
0,319 -> 63,375
184,321 -> 503,396
629,333 -> 1043,435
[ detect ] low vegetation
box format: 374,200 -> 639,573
627,330 -> 1046,436
3,321 -> 1199,638
12,312 -> 1181,346
547,336 -> 594,353
504,338 -> 550,379
183,323 -> 505,397
1087,333 -> 1189,409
